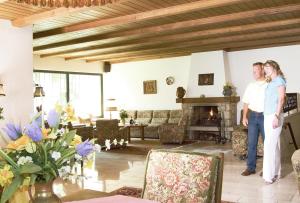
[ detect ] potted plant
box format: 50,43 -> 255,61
119,109 -> 128,125
223,82 -> 233,96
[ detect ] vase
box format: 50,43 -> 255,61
9,187 -> 30,203
121,118 -> 125,125
29,180 -> 61,203
223,88 -> 232,97
176,87 -> 186,98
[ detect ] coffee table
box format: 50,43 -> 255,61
125,124 -> 148,142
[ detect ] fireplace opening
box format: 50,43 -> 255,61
192,106 -> 219,126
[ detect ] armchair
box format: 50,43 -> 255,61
142,149 -> 224,203
158,114 -> 187,144
231,110 -> 264,160
93,119 -> 127,146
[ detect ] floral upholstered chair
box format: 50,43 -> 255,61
158,113 -> 187,144
231,110 -> 264,160
142,149 -> 224,203
291,149 -> 300,193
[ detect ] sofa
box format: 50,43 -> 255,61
125,109 -> 185,139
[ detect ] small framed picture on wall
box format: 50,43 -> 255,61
198,73 -> 214,86
143,80 -> 157,94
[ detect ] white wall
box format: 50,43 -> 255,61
104,56 -> 191,114
228,44 -> 300,123
104,44 -> 300,122
0,20 -> 33,145
187,51 -> 229,97
34,55 -> 104,73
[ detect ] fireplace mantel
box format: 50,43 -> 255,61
176,96 -> 240,104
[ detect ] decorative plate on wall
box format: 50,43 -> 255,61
166,76 -> 175,85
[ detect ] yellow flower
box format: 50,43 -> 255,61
41,128 -> 56,139
6,135 -> 31,151
0,165 -> 14,187
55,103 -> 63,114
70,134 -> 82,146
65,104 -> 76,121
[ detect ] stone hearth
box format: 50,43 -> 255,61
177,97 -> 240,140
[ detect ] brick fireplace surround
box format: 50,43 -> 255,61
176,97 -> 240,140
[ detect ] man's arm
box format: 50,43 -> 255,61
242,103 -> 249,127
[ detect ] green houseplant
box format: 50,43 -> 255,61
223,82 -> 233,96
119,109 -> 128,125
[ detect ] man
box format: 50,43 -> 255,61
241,62 -> 267,176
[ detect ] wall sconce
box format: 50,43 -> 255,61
0,84 -> 5,96
34,84 -> 45,97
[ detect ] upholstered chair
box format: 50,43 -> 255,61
231,110 -> 264,160
142,149 -> 224,203
94,119 -> 127,146
291,149 -> 300,193
158,113 -> 187,144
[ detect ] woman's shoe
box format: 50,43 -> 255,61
265,180 -> 274,185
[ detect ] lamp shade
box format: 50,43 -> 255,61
106,106 -> 118,111
0,84 -> 5,96
34,85 -> 45,97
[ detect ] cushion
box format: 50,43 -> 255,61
142,150 -> 220,203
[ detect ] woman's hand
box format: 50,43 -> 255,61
272,116 -> 279,129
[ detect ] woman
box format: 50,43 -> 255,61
263,60 -> 286,184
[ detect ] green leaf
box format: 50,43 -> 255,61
0,149 -> 18,169
19,163 -> 42,174
30,174 -> 37,185
0,175 -> 22,203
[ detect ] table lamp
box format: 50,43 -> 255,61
106,98 -> 117,119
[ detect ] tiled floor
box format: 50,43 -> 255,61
54,140 -> 300,203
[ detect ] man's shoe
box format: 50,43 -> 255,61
241,169 -> 256,176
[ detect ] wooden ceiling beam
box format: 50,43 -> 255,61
65,27 -> 300,61
108,40 -> 300,64
12,0 -> 129,27
85,35 -> 300,62
109,53 -> 192,64
33,0 -> 251,39
39,18 -> 300,58
33,3 -> 300,51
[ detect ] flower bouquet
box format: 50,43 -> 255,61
0,108 -> 99,203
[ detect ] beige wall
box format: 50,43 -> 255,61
0,20 -> 33,146
34,55 -> 104,73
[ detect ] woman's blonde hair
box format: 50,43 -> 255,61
263,60 -> 286,82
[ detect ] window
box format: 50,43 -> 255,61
33,70 -> 103,117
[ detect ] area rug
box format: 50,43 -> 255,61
110,186 -> 234,203
104,140 -> 196,156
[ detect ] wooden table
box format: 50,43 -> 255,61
121,124 -> 148,142
65,195 -> 158,203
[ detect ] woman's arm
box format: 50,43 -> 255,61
276,86 -> 286,116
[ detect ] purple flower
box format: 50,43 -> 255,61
2,123 -> 22,140
33,115 -> 42,127
76,140 -> 94,157
47,109 -> 60,128
25,122 -> 42,142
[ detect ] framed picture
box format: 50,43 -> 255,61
198,73 -> 214,86
143,80 -> 157,94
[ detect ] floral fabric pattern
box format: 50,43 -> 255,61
232,126 -> 264,157
292,149 -> 300,193
143,150 -> 219,203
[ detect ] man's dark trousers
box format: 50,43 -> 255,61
247,110 -> 265,172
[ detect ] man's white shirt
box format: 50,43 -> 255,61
242,80 -> 267,112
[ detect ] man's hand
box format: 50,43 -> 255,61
272,117 -> 279,129
242,117 -> 248,127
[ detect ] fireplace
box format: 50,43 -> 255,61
177,96 -> 240,142
192,106 -> 219,126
